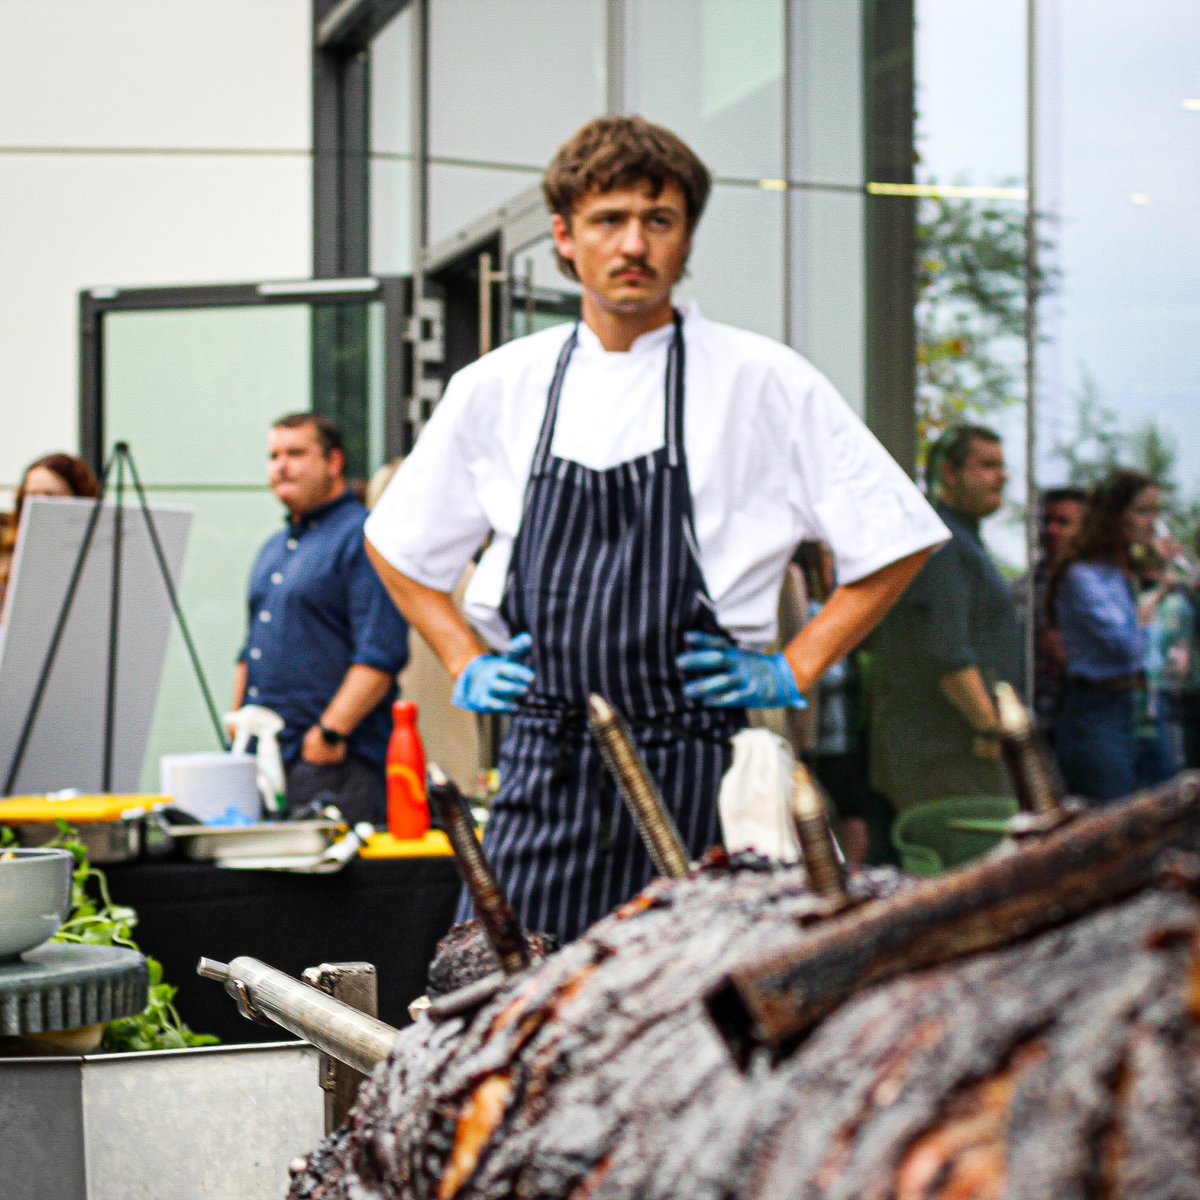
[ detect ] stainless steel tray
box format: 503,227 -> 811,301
170,820 -> 342,861
13,816 -> 144,864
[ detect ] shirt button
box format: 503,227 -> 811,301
250,648 -> 262,660
248,686 -> 259,698
286,538 -> 298,550
259,610 -> 271,623
271,572 -> 284,585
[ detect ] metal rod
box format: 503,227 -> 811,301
102,448 -> 124,791
427,763 -> 530,974
995,681 -> 1066,816
788,765 -> 849,902
587,694 -> 690,879
197,956 -> 398,1075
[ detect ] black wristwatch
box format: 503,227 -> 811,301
318,722 -> 347,747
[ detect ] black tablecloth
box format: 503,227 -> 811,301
105,856 -> 462,1044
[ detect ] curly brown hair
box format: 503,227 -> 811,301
542,116 -> 711,280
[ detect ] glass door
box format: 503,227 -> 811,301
83,277 -> 408,788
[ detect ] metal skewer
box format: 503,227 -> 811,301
587,694 -> 690,879
994,681 -> 1068,819
788,764 -> 849,903
427,762 -> 530,975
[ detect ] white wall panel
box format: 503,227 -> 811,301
0,154 -> 311,486
0,0 -> 310,150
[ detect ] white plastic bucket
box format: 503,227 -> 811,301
160,752 -> 262,823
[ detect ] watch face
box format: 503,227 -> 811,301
320,725 -> 345,746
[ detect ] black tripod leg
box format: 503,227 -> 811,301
4,448 -> 118,794
123,449 -> 229,751
102,452 -> 125,792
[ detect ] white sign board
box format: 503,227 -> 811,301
0,497 -> 192,794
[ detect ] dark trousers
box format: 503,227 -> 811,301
1058,687 -> 1177,807
285,755 -> 385,825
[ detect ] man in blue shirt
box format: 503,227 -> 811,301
233,414 -> 409,823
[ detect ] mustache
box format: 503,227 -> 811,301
610,260 -> 655,279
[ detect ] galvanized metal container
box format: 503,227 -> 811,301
0,1041 -> 323,1199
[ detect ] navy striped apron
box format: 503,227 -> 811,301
457,313 -> 746,944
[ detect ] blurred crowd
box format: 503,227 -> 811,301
797,424 -> 1198,866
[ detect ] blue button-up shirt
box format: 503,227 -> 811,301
241,491 -> 409,769
1055,560 -> 1146,680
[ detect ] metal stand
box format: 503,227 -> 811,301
4,441 -> 227,795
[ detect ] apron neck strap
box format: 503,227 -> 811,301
531,311 -> 687,475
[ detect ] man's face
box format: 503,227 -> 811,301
942,437 -> 1007,519
267,424 -> 343,518
550,180 -> 691,319
1041,498 -> 1084,560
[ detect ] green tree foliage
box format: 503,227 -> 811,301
915,193 -> 1032,465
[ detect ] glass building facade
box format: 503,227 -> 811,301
367,0 -> 1200,577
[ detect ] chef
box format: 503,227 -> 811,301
366,116 -> 948,943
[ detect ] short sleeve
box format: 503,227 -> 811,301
787,371 -> 949,584
344,536 -> 410,674
364,373 -> 492,591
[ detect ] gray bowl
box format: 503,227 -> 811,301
0,847 -> 74,961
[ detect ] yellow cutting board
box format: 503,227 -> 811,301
360,829 -> 456,858
0,794 -> 168,824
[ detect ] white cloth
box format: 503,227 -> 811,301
718,728 -> 801,862
366,303 -> 949,650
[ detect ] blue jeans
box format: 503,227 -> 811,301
1057,687 -> 1178,806
1056,688 -> 1136,805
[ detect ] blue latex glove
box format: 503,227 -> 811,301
676,631 -> 807,710
451,632 -> 536,713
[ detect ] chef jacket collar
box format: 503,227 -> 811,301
574,300 -> 701,358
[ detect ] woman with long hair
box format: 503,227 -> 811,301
0,452 -> 101,608
1048,469 -> 1174,803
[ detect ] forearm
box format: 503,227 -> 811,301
782,548 -> 932,691
230,661 -> 247,712
938,666 -> 1000,732
366,540 -> 485,679
320,663 -> 395,735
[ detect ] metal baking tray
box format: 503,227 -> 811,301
170,819 -> 343,862
13,815 -> 146,864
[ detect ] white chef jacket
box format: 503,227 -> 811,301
366,303 -> 949,651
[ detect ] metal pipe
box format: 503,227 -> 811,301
427,763 -> 530,975
197,956 -> 398,1075
587,694 -> 689,879
788,765 -> 849,903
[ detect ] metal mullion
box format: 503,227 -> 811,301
1023,0 -> 1040,704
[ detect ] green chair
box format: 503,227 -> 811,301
891,795 -> 1019,877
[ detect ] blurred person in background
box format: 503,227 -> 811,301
1048,470 -> 1174,804
1013,487 -> 1086,743
870,425 -> 1021,814
0,452 -> 101,612
233,414 -> 409,824
1136,541 -> 1190,777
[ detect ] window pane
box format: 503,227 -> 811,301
370,157 -> 412,274
917,192 -> 1028,570
371,5 -> 413,157
429,0 -> 605,165
677,184 -> 784,340
105,307 -> 312,485
1036,0 -> 1200,539
427,163 -> 540,247
790,189 -> 865,413
915,0 -> 1027,189
789,0 -> 864,187
626,0 -> 785,180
